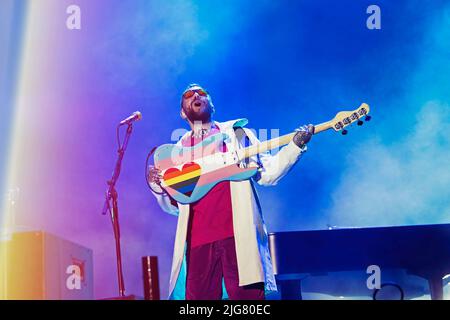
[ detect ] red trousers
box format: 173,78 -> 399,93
186,237 -> 265,300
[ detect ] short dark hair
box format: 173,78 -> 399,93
184,83 -> 203,92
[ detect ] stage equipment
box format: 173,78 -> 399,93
101,111 -> 141,297
142,256 -> 160,300
0,231 -> 93,300
269,223 -> 450,300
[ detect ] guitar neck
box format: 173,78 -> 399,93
240,120 -> 333,159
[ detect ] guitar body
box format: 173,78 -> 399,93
154,132 -> 258,204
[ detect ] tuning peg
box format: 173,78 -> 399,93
365,115 -> 371,122
342,129 -> 348,135
357,120 -> 363,126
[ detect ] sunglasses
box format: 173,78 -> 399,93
183,89 -> 208,99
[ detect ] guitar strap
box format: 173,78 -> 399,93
233,127 -> 263,168
233,127 -> 251,167
233,127 -> 250,147
233,126 -> 264,213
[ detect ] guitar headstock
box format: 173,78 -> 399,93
330,103 -> 371,135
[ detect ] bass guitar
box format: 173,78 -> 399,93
153,103 -> 371,204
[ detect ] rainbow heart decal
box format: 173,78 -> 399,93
163,162 -> 201,197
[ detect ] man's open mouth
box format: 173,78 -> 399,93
193,101 -> 202,107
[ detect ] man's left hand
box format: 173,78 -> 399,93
293,124 -> 314,148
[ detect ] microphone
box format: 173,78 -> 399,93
119,111 -> 142,126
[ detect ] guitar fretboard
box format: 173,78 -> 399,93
239,120 -> 333,160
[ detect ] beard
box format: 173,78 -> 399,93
183,102 -> 213,123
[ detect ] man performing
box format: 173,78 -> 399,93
148,84 -> 314,300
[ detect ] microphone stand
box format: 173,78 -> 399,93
101,123 -> 134,297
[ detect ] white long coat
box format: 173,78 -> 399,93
152,119 -> 306,299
